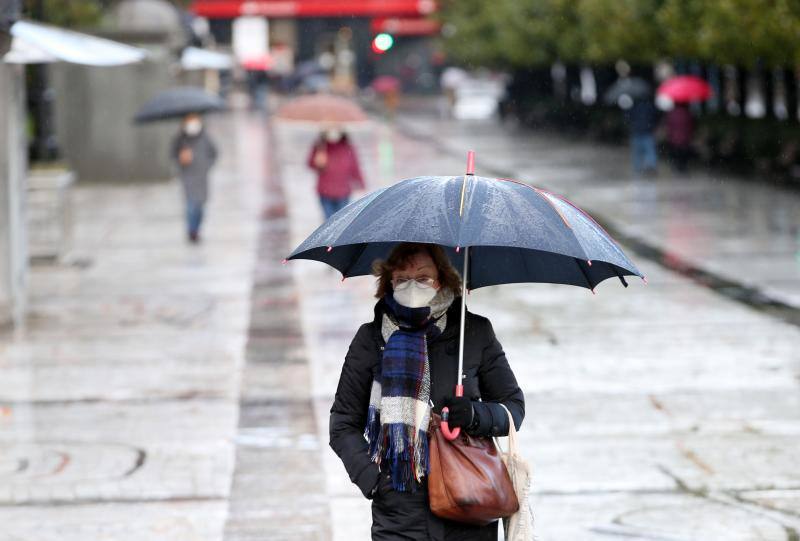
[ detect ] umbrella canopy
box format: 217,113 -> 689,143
657,75 -> 712,103
275,94 -> 368,124
604,77 -> 651,105
181,47 -> 233,71
4,20 -> 146,66
288,175 -> 642,291
372,75 -> 401,94
133,87 -> 225,123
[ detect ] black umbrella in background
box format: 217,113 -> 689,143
133,86 -> 224,123
604,77 -> 652,105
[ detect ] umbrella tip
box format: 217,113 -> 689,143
591,288 -> 597,295
342,276 -> 346,282
281,258 -> 288,265
455,246 -> 460,253
327,246 -> 333,252
642,276 -> 648,285
587,260 -> 592,266
466,150 -> 475,175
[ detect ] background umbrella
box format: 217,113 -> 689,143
133,87 -> 225,123
604,77 -> 651,105
288,152 -> 643,438
657,75 -> 712,103
180,47 -> 233,71
275,94 -> 368,124
371,75 -> 401,94
6,20 -> 146,66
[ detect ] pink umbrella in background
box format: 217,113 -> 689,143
371,75 -> 401,94
657,75 -> 712,103
275,94 -> 368,124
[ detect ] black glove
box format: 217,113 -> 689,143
442,396 -> 474,429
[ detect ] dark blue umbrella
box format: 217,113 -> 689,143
288,172 -> 642,291
133,87 -> 225,123
288,153 -> 643,438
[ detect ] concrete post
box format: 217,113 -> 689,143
0,60 -> 29,329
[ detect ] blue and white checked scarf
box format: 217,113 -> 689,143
365,288 -> 454,492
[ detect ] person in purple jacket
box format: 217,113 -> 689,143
665,103 -> 694,173
307,127 -> 366,220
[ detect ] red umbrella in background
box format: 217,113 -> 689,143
371,75 -> 401,94
275,94 -> 368,124
657,75 -> 712,103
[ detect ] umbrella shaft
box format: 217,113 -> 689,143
457,246 -> 469,386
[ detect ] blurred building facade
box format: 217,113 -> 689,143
51,0 -> 201,182
0,0 -> 27,328
191,0 -> 441,92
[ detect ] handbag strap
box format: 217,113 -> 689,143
493,403 -> 518,455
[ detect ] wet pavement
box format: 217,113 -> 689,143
1,103 -> 799,540
0,111 -> 261,539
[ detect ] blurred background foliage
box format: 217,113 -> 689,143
440,0 -> 800,69
21,0 -> 192,28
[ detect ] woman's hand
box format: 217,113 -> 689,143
442,396 -> 474,428
313,147 -> 327,169
178,147 -> 193,166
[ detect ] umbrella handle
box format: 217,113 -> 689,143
440,385 -> 464,441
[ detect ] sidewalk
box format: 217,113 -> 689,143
0,111 -> 260,539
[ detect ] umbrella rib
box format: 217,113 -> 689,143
340,243 -> 369,278
574,258 -> 594,290
495,177 -> 593,262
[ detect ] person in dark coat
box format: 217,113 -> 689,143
307,127 -> 365,220
665,103 -> 694,173
329,242 -> 525,541
171,113 -> 218,243
624,98 -> 659,174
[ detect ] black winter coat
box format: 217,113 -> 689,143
329,297 -> 525,541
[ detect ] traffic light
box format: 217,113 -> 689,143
371,33 -> 394,54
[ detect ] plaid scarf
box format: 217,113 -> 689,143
365,288 -> 454,492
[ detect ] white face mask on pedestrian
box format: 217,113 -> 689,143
393,279 -> 437,308
184,119 -> 203,136
324,129 -> 342,143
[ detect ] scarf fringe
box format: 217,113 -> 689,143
369,423 -> 429,492
365,404 -> 381,459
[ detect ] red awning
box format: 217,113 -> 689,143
370,17 -> 440,36
191,0 -> 436,18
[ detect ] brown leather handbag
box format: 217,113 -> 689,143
428,413 -> 519,526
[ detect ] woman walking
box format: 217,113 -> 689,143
171,113 -> 217,243
307,127 -> 365,220
329,242 -> 525,540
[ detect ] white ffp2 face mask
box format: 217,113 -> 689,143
393,280 -> 437,308
184,119 -> 203,136
325,129 -> 342,143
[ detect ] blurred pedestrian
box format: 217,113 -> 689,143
624,97 -> 659,175
171,113 -> 217,243
307,127 -> 365,220
665,103 -> 694,173
246,69 -> 269,110
329,242 -> 525,540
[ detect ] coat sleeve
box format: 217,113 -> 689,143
207,137 -> 218,165
170,134 -> 182,163
471,318 -> 525,437
307,141 -> 323,171
329,323 -> 381,498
